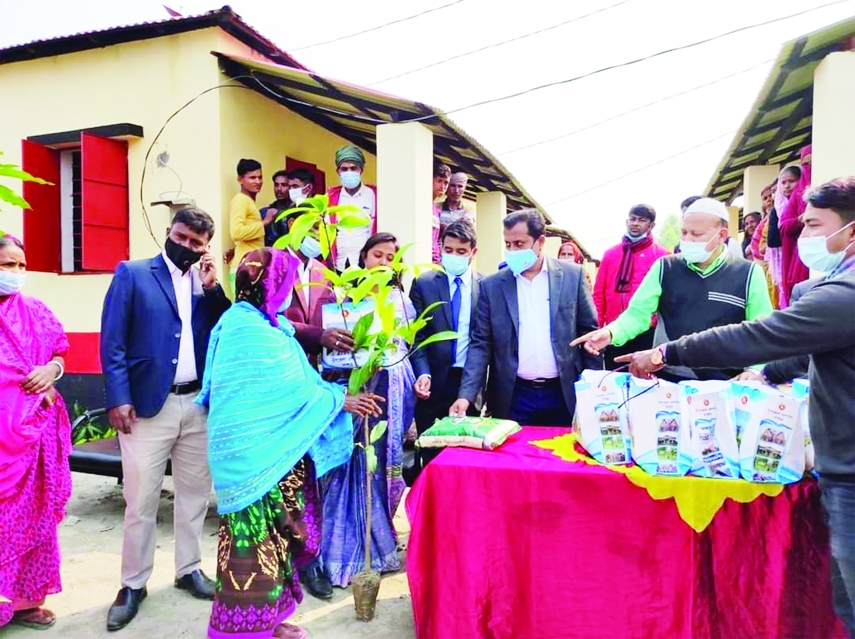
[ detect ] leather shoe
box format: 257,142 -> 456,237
300,564 -> 333,600
175,569 -> 216,600
106,587 -> 147,632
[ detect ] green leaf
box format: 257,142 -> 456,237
416,300 -> 446,322
369,420 -> 388,444
350,311 -> 375,349
365,446 -> 378,475
391,243 -> 415,271
272,235 -> 292,250
318,223 -> 337,260
327,204 -> 361,214
321,267 -> 342,287
350,270 -> 393,305
335,212 -> 371,229
288,212 -> 321,247
0,166 -> 51,185
412,330 -> 460,353
339,267 -> 369,283
0,184 -> 30,209
378,296 -> 397,335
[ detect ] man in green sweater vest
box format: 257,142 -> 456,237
572,198 -> 772,381
615,177 -> 855,638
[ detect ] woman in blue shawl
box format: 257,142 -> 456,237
197,248 -> 382,639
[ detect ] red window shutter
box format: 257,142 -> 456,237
81,132 -> 129,272
286,158 -> 326,196
21,140 -> 61,272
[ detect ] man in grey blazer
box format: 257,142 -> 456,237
450,209 -> 602,425
410,220 -> 484,434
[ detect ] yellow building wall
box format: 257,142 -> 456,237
216,68 -> 377,263
0,26 -> 381,330
0,28 -> 225,333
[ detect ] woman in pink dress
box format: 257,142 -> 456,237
0,235 -> 72,630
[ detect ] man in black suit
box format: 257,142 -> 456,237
450,209 -> 602,425
411,220 -> 484,434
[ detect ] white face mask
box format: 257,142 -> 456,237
0,271 -> 25,296
289,187 -> 307,204
797,222 -> 855,273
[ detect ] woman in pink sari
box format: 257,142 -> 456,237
0,235 -> 72,630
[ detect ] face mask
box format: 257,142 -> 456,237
441,253 -> 470,277
504,247 -> 539,276
797,222 -> 855,273
626,231 -> 648,242
289,187 -> 307,204
339,170 -> 362,190
0,271 -> 25,296
679,236 -> 717,264
300,236 -> 322,259
165,237 -> 203,272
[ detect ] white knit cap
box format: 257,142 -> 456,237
684,197 -> 729,222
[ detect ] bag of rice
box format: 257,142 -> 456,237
626,378 -> 691,476
417,416 -> 520,451
738,386 -> 806,484
732,381 -> 768,446
791,379 -> 814,473
573,369 -> 632,465
681,380 -> 740,479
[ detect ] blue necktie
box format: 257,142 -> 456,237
451,277 -> 462,332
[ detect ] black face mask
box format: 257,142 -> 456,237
165,237 -> 203,272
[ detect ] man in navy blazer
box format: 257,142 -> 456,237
410,219 -> 484,433
100,207 -> 230,632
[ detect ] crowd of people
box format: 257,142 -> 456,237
0,141 -> 853,637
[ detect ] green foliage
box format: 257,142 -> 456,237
0,151 -> 53,211
655,213 -> 682,251
70,401 -> 117,446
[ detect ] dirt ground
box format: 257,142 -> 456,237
2,473 -> 415,639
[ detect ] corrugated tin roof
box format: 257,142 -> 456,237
705,16 -> 855,202
213,52 -> 591,257
0,5 -> 305,69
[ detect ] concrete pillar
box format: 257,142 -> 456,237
376,122 -> 434,267
726,206 -> 740,238
812,51 -> 855,185
475,191 -> 507,274
743,165 -> 779,215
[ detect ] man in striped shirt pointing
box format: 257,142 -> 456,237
572,198 -> 773,382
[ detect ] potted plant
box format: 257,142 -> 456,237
275,196 -> 457,620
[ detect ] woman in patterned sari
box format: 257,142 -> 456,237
320,233 -> 417,587
197,248 -> 381,639
0,235 -> 72,630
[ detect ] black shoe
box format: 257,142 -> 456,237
175,569 -> 216,600
300,565 -> 333,600
106,587 -> 147,632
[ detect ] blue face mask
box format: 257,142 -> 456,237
339,170 -> 362,190
503,247 -> 539,276
797,222 -> 855,273
300,236 -> 322,259
441,253 -> 471,277
0,271 -> 25,296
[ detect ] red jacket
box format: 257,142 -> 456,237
285,256 -> 335,360
593,240 -> 670,327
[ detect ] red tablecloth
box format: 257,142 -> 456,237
406,427 -> 845,639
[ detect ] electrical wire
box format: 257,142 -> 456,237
289,0 -> 466,52
499,59 -> 773,155
139,81 -> 254,246
367,0 -> 631,86
545,130 -> 737,206
401,0 -> 852,123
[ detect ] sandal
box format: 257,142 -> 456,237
274,622 -> 309,639
11,608 -> 57,630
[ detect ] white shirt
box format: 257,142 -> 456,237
515,259 -> 559,380
162,251 -> 198,384
447,267 -> 473,367
335,184 -> 377,271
